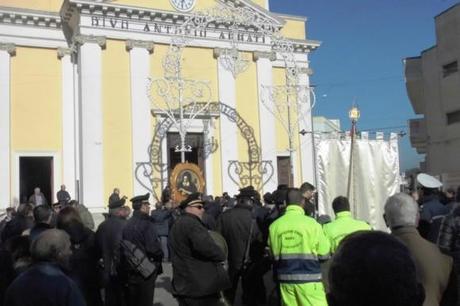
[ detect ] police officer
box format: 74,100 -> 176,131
169,192 -> 230,306
217,186 -> 265,305
95,198 -> 128,306
268,188 -> 330,306
121,193 -> 163,306
322,196 -> 371,253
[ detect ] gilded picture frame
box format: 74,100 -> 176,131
170,162 -> 205,204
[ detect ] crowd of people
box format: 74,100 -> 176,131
0,174 -> 460,306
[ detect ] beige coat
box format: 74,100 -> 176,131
392,226 -> 453,306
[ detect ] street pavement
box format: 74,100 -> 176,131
154,262 -> 178,306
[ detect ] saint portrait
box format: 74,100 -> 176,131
170,162 -> 205,203
176,170 -> 199,195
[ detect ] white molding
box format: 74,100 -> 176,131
12,151 -> 61,206
298,70 -> 315,186
59,49 -> 77,200
255,56 -> 278,193
161,136 -> 168,191
204,121 -> 214,196
0,47 -> 13,209
128,43 -> 152,196
0,24 -> 66,48
78,39 -> 104,209
216,53 -> 239,196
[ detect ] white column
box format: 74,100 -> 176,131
254,51 -> 278,193
204,120 -> 214,195
161,136 -> 168,190
75,35 -> 106,210
126,40 -> 154,196
298,67 -> 316,186
58,48 -> 76,201
214,48 -> 239,196
0,43 -> 15,209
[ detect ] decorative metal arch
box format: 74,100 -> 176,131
135,102 -> 274,200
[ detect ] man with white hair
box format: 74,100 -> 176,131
4,229 -> 86,306
384,193 -> 454,306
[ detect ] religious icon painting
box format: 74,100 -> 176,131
170,162 -> 205,203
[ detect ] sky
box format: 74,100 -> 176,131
269,0 -> 459,172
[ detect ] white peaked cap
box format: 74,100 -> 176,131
416,173 -> 443,189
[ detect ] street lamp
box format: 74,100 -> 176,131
346,105 -> 360,215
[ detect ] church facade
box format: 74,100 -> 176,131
0,0 -> 318,211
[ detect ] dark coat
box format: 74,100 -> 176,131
169,212 -> 230,298
4,262 -> 86,306
95,215 -> 127,282
217,205 -> 263,275
121,210 -> 163,282
0,216 -> 33,243
439,206 -> 460,262
109,193 -> 120,205
150,208 -> 172,237
393,226 -> 453,306
29,223 -> 53,242
60,222 -> 102,306
57,190 -> 71,204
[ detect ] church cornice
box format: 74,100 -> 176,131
0,6 -> 62,29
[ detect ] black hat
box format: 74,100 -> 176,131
179,192 -> 204,209
272,188 -> 288,206
108,198 -> 126,209
130,193 -> 150,210
236,186 -> 259,200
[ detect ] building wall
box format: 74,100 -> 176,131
405,4 -> 460,182
1,0 -> 316,208
102,39 -> 133,203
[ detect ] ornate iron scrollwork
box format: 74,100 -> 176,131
135,102 -> 274,199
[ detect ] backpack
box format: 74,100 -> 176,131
120,239 -> 158,279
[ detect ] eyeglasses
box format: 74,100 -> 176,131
189,205 -> 204,210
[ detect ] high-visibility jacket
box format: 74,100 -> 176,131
322,211 -> 371,253
268,205 -> 330,306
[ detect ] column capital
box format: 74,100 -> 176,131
73,35 -> 106,48
0,43 -> 16,56
253,51 -> 276,62
57,47 -> 73,59
299,67 -> 314,76
126,40 -> 154,53
213,48 -> 224,59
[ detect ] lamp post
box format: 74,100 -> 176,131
346,106 -> 360,212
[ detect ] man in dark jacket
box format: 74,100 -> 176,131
217,186 -> 265,305
1,204 -> 34,243
30,205 -> 55,241
96,198 -> 128,306
121,193 -> 163,306
4,229 -> 86,306
170,192 -> 230,306
151,202 -> 172,262
56,185 -> 71,205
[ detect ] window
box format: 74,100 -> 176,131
442,61 -> 458,77
447,110 -> 460,125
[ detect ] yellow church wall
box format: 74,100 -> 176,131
280,18 -> 306,40
272,66 -> 302,186
0,0 -> 62,12
115,0 -> 219,13
101,0 -> 267,14
235,53 -> 260,164
102,39 -> 133,203
149,44 -> 222,196
11,47 -> 62,153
